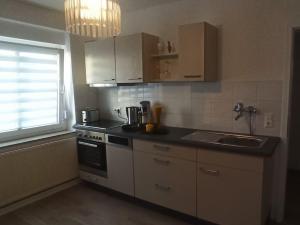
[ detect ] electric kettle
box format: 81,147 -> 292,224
126,106 -> 141,125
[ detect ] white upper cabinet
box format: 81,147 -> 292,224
84,22 -> 218,84
178,22 -> 218,81
115,34 -> 143,83
85,38 -> 116,84
115,33 -> 158,83
85,33 -> 158,85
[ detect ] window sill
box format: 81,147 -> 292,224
0,130 -> 76,150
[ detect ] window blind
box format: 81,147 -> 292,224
0,41 -> 62,134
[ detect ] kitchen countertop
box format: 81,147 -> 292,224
107,126 -> 280,157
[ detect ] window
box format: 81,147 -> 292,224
0,40 -> 66,142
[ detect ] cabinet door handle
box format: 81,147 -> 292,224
199,167 -> 220,176
104,79 -> 115,81
128,78 -> 142,81
153,144 -> 170,151
153,158 -> 170,165
184,75 -> 202,78
155,184 -> 171,191
78,141 -> 98,148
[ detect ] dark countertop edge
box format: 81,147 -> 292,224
106,126 -> 281,157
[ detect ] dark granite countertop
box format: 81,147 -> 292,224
106,126 -> 280,157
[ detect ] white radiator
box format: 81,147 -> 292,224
0,137 -> 79,208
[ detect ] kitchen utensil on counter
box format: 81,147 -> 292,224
81,108 -> 99,123
143,123 -> 169,135
126,106 -> 142,125
153,105 -> 162,128
121,124 -> 141,132
140,101 -> 151,124
145,123 -> 155,133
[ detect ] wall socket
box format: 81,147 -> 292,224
264,113 -> 274,128
113,108 -> 121,114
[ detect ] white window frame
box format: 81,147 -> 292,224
0,37 -> 67,143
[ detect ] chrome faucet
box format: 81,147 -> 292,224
233,102 -> 257,135
233,102 -> 244,120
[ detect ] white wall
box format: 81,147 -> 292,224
0,0 -> 65,30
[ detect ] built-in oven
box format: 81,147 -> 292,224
77,130 -> 107,177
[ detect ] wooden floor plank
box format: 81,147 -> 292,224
0,184 -> 192,225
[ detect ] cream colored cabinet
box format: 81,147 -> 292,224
106,144 -> 134,196
85,38 -> 116,84
196,148 -> 273,225
197,163 -> 262,225
178,22 -> 217,81
133,140 -> 197,216
85,33 -> 158,84
115,33 -> 158,83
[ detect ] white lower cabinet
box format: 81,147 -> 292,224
106,144 -> 134,196
132,140 -> 272,225
133,150 -> 197,216
197,163 -> 262,225
196,148 -> 272,225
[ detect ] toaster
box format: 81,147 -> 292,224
81,108 -> 99,123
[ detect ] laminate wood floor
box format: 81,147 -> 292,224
0,183 -> 288,225
0,183 -> 194,225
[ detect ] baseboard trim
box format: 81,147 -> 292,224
0,178 -> 81,217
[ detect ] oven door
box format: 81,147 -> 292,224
77,138 -> 107,177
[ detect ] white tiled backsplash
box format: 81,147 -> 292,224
97,80 -> 283,136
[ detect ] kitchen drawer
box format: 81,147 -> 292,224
133,151 -> 197,216
197,162 -> 262,225
197,148 -> 264,173
133,139 -> 197,161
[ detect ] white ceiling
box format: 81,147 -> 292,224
20,0 -> 181,12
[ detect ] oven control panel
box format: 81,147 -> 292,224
76,130 -> 105,143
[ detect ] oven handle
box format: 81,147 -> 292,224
78,141 -> 98,148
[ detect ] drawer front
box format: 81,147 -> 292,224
197,163 -> 262,225
197,148 -> 264,172
133,139 -> 197,161
134,151 -> 197,216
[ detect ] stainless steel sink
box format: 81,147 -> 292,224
181,131 -> 268,148
217,135 -> 266,148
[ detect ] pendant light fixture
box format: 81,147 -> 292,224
65,0 -> 121,39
